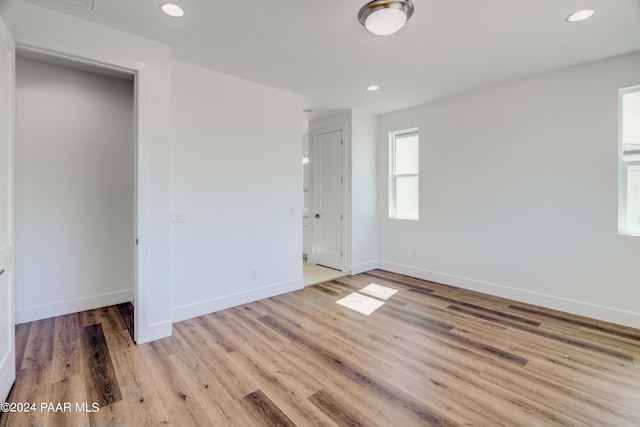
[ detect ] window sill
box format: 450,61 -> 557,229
389,216 -> 419,221
618,230 -> 640,237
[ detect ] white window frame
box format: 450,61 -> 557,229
618,85 -> 640,236
389,128 -> 419,220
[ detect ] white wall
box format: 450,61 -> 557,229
15,57 -> 133,322
350,110 -> 378,273
377,51 -> 640,328
1,0 -> 172,342
169,60 -> 304,322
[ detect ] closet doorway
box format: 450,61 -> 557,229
15,50 -> 136,340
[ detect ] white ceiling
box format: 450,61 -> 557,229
15,0 -> 640,117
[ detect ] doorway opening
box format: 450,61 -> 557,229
15,49 -> 137,342
303,124 -> 346,286
303,262 -> 345,286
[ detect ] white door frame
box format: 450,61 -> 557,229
12,37 -> 153,343
309,124 -> 346,272
0,16 -> 16,403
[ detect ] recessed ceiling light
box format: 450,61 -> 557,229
367,85 -> 380,91
161,3 -> 185,18
566,9 -> 594,23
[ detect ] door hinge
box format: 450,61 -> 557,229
341,251 -> 343,258
341,140 -> 343,146
341,214 -> 343,220
135,239 -> 139,246
341,177 -> 343,183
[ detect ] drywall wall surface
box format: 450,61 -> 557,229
350,110 -> 378,273
15,56 -> 133,321
1,0 -> 172,342
377,51 -> 640,328
169,59 -> 304,322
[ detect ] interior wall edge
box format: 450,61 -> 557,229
378,260 -> 640,330
14,289 -> 133,324
170,278 -> 303,324
349,260 -> 379,275
142,319 -> 173,344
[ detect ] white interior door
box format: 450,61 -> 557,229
0,17 -> 16,402
314,129 -> 343,270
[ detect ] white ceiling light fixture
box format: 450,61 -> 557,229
161,3 -> 185,18
566,9 -> 594,23
367,85 -> 380,91
358,0 -> 414,36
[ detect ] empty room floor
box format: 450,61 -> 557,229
2,270 -> 640,426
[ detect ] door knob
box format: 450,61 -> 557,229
314,214 -> 320,218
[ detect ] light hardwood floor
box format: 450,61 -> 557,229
2,270 -> 640,426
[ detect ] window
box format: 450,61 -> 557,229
619,86 -> 640,235
389,128 -> 419,220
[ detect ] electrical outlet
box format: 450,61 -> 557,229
251,269 -> 257,279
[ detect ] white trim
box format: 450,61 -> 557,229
388,127 -> 419,220
378,260 -> 640,329
618,85 -> 640,236
0,16 -> 15,403
348,260 -> 379,275
140,319 -> 173,343
0,344 -> 14,403
12,31 -> 142,74
171,279 -> 303,323
15,290 -> 133,324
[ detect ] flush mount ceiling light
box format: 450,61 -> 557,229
358,0 -> 414,36
366,85 -> 380,91
161,3 -> 185,18
565,9 -> 594,23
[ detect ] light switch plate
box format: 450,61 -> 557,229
170,213 -> 186,223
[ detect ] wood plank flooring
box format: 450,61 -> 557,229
2,269 -> 640,426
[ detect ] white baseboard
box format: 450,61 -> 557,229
135,319 -> 172,345
349,260 -> 379,275
15,289 -> 133,324
171,278 -> 304,324
378,261 -> 640,329
0,344 -> 15,402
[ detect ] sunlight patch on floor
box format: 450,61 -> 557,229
336,283 -> 398,315
359,283 -> 398,300
336,292 -> 385,315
